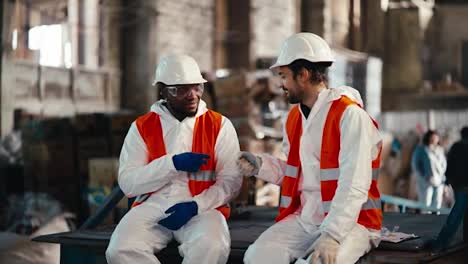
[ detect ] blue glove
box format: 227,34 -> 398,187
158,201 -> 198,230
172,152 -> 210,172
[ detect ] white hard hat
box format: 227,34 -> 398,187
152,54 -> 207,86
270,32 -> 334,69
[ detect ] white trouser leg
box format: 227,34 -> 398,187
174,210 -> 230,264
304,224 -> 373,264
417,176 -> 433,207
432,184 -> 444,209
106,201 -> 173,264
244,215 -> 319,264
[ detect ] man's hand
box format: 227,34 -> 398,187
158,201 -> 198,230
236,151 -> 262,177
172,152 -> 210,172
309,233 -> 340,264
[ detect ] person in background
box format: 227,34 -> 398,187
106,54 -> 242,264
430,126 -> 468,251
411,130 -> 446,210
0,109 -> 24,166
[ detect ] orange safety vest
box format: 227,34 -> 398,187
276,96 -> 382,231
129,110 -> 230,219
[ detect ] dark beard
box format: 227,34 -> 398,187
185,109 -> 198,117
288,95 -> 301,104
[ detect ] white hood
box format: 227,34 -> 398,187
149,99 -> 209,120
328,86 -> 364,107
328,85 -> 382,156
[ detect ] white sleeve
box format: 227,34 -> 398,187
255,113 -> 290,185
193,117 -> 243,213
256,153 -> 287,185
439,147 -> 447,175
320,105 -> 382,242
118,122 -> 178,197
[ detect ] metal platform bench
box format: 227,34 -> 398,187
33,188 -> 468,264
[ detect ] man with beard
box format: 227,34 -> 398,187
239,33 -> 383,264
106,54 -> 242,264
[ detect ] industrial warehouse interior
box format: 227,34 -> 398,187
1,0 -> 468,263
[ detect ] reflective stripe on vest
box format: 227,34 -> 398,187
320,96 -> 382,231
277,96 -> 383,231
322,197 -> 382,213
285,165 -> 299,178
131,110 -> 231,219
276,106 -> 302,222
320,168 -> 380,181
189,170 -> 216,181
279,196 -> 292,208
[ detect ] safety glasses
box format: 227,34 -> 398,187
166,84 -> 204,98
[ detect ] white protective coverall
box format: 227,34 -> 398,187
106,99 -> 242,264
413,144 -> 447,209
244,87 -> 382,264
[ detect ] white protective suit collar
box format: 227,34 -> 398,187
327,86 -> 364,107
149,99 -> 209,120
328,85 -> 382,155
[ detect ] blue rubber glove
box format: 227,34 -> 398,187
172,152 -> 210,172
158,201 -> 198,230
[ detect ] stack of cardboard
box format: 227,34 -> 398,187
21,112 -> 137,224
88,158 -> 126,225
22,118 -> 78,219
74,112 -> 136,222
214,71 -> 286,207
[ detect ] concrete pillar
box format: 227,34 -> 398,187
1,0 -> 4,136
348,0 -> 362,50
361,0 -> 385,57
214,0 -> 228,69
100,0 -> 121,110
331,0 -> 349,47
68,0 -> 79,67
12,0 -> 30,60
226,0 -> 252,69
1,0 -> 14,137
301,0 -> 330,40
251,0 -> 297,60
213,0 -> 252,70
83,0 -> 99,68
120,0 -> 158,113
383,6 -> 422,93
301,0 -> 350,48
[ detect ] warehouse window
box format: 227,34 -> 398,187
28,24 -> 64,67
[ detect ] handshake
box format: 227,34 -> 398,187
172,151 -> 262,177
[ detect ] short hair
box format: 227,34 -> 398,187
288,59 -> 332,84
461,126 -> 468,139
155,82 -> 167,99
422,129 -> 438,145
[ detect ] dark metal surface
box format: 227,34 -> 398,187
33,186 -> 467,263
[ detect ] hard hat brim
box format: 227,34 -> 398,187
152,77 -> 208,86
269,58 -> 335,70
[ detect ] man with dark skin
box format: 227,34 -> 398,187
106,54 -> 241,264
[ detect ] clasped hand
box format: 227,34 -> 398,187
158,201 -> 198,231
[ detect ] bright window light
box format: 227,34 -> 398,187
64,42 -> 72,68
28,26 -> 42,50
12,29 -> 18,50
28,24 -> 63,67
